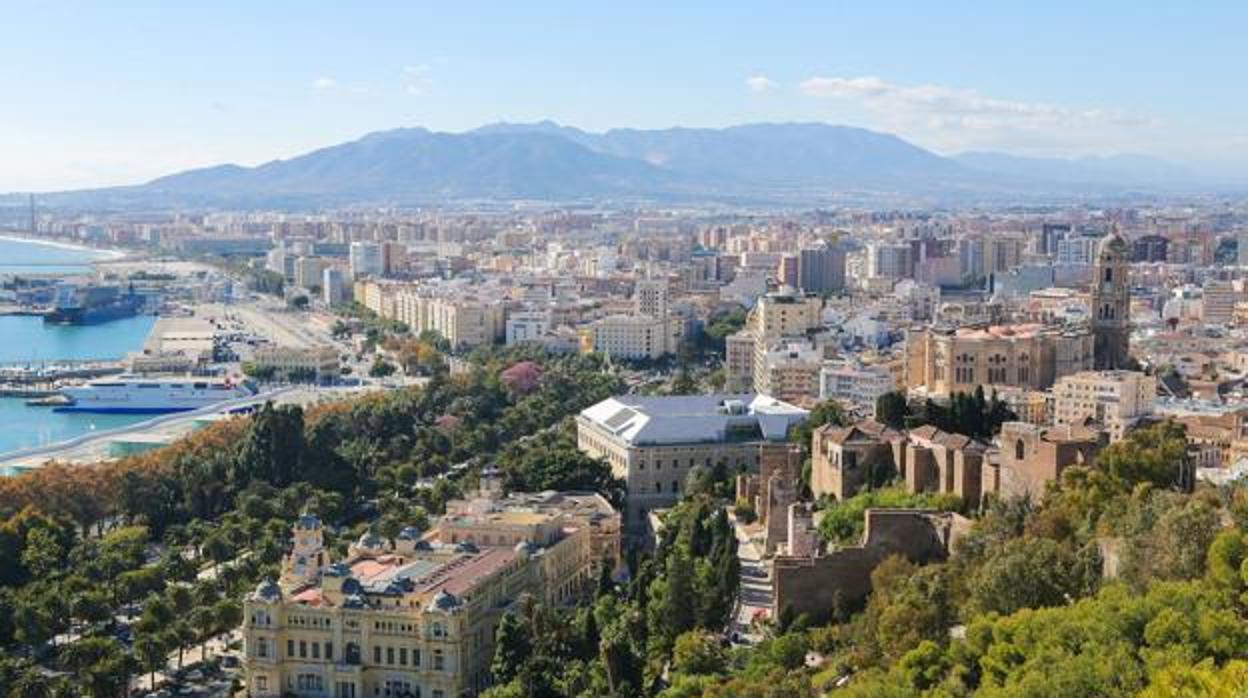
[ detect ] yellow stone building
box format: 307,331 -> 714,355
242,488 -> 619,698
905,323 -> 1093,398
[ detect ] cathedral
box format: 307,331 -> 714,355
1091,228 -> 1131,370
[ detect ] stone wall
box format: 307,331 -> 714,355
771,508 -> 966,621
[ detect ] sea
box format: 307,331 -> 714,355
0,237 -> 155,456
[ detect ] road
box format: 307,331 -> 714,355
730,516 -> 773,645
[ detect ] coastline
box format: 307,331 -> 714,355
0,233 -> 128,261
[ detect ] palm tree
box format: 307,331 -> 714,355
10,669 -> 54,698
133,634 -> 167,692
189,607 -> 217,662
173,621 -> 195,671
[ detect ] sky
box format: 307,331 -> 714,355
3,1 -> 1248,191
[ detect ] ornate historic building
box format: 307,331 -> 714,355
242,487 -> 618,698
1092,230 -> 1131,369
904,323 -> 1094,398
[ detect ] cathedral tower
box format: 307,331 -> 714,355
1092,228 -> 1131,369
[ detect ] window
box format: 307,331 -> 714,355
312,642 -> 319,659
374,646 -> 382,664
325,642 -> 333,661
257,638 -> 269,658
1104,267 -> 1112,283
256,677 -> 267,692
1014,439 -> 1025,460
433,649 -> 445,670
387,647 -> 394,665
399,647 -> 407,666
287,640 -> 295,658
432,622 -> 443,638
300,640 -> 307,658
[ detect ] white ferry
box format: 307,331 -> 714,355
54,376 -> 255,414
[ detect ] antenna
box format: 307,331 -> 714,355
28,194 -> 35,236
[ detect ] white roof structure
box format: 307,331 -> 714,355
579,393 -> 808,446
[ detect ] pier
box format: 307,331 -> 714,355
0,360 -> 125,384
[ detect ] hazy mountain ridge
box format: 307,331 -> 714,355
8,122 -> 1241,209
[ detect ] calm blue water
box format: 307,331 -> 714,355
0,315 -> 155,363
0,236 -> 107,275
0,400 -> 148,456
0,239 -> 154,456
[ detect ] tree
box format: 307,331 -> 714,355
369,357 -> 397,378
969,536 -> 1079,616
1098,419 -> 1190,489
789,399 -> 849,446
190,606 -> 217,661
672,630 -> 726,676
133,634 -> 167,692
669,365 -> 698,395
233,402 -> 304,487
875,391 -> 909,430
491,612 -> 532,685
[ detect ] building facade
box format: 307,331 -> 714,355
1052,370 -> 1155,442
243,493 -> 618,698
905,323 -> 1094,398
576,394 -> 808,530
1091,231 -> 1131,370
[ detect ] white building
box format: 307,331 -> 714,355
1052,370 -> 1156,442
293,257 -> 328,290
589,314 -> 671,360
506,310 -> 551,345
820,360 -> 895,410
577,394 -> 808,529
349,241 -> 384,280
634,279 -> 670,319
322,267 -> 346,306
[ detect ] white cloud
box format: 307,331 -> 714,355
799,75 -> 1157,153
745,75 -> 777,93
403,64 -> 434,97
311,76 -> 337,90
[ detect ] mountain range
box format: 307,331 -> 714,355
12,122 -> 1244,209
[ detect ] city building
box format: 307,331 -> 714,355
1091,230 -> 1132,370
754,340 -> 822,405
726,292 -> 824,392
323,268 -> 347,306
797,244 -> 846,294
294,257 -> 329,291
1052,370 -> 1156,442
251,346 -> 341,381
576,394 -> 808,530
350,241 -> 384,280
634,279 -> 670,319
819,360 -> 895,411
1202,280 -> 1240,325
904,323 -> 1094,398
587,314 -> 672,360
242,490 -> 618,698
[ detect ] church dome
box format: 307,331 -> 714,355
1097,230 -> 1128,258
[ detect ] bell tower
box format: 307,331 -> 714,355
1092,227 -> 1130,370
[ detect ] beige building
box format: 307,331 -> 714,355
353,280 -> 504,348
243,490 -> 618,698
1052,370 -> 1155,442
726,292 -> 823,392
577,394 -> 807,530
587,314 -> 673,360
251,345 -> 340,380
905,323 -> 1093,398
754,340 -> 822,405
